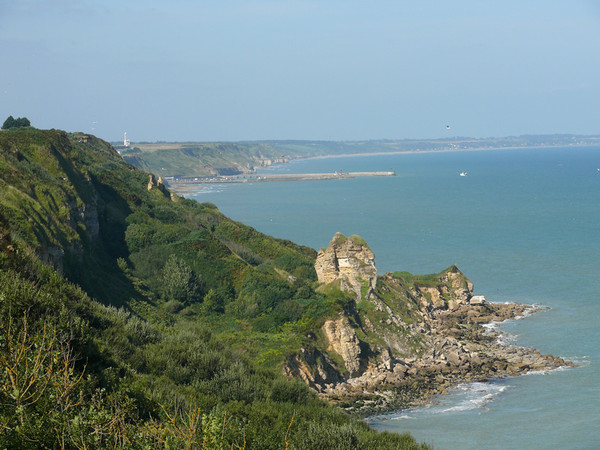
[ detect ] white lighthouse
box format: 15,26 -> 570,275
123,132 -> 130,147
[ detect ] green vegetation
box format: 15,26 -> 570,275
1,115 -> 30,130
121,142 -> 294,177
393,270 -> 452,288
0,127 -> 429,448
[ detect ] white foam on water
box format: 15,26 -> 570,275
481,321 -> 499,332
523,355 -> 590,376
436,382 -> 508,414
187,184 -> 227,195
482,320 -> 518,346
495,331 -> 518,346
570,355 -> 591,367
368,381 -> 510,423
521,303 -> 545,318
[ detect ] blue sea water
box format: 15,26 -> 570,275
187,146 -> 600,449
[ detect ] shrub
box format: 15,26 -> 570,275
161,254 -> 202,304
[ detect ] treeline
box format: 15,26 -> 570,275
2,115 -> 30,129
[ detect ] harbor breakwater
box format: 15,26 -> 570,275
165,171 -> 396,187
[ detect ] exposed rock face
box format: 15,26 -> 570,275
79,205 -> 99,240
147,174 -> 175,200
322,316 -> 363,377
283,347 -> 342,390
320,300 -> 572,415
38,246 -> 65,274
415,265 -> 474,311
285,233 -> 573,415
315,232 -> 377,301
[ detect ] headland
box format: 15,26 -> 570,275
293,233 -> 573,416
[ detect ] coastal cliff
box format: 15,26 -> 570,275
0,127 -> 576,447
315,232 -> 377,301
286,233 -> 571,414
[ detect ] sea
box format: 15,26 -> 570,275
186,146 -> 600,449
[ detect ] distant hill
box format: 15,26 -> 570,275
119,134 -> 600,178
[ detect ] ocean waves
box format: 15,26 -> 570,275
369,381 -> 510,422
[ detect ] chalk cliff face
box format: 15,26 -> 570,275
315,232 -> 377,301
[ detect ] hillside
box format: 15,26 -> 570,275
0,127 -> 569,448
0,127 -> 429,448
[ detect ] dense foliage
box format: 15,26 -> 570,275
1,116 -> 30,129
0,127 -> 429,448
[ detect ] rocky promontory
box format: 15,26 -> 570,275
285,233 -> 572,415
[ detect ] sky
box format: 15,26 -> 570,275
1,0 -> 600,142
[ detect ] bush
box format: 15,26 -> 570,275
235,268 -> 294,317
161,254 -> 202,304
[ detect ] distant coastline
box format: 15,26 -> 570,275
121,135 -> 600,182
163,141 -> 600,193
297,141 -> 600,161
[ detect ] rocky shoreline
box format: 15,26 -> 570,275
320,300 -> 572,416
285,233 -> 574,417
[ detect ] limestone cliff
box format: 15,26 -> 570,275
315,232 -> 377,301
322,316 -> 363,377
286,233 -> 571,414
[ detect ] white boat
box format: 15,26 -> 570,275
460,172 -> 467,177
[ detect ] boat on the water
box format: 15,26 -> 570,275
460,172 -> 467,177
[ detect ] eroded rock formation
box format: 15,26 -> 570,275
315,232 -> 377,301
322,316 -> 363,377
286,233 -> 573,415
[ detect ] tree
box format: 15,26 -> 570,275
2,116 -> 15,129
14,117 -> 30,128
161,254 -> 201,305
2,116 -> 30,129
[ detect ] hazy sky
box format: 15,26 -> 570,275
2,1 -> 600,142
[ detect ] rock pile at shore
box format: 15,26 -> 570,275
287,233 -> 573,415
320,300 -> 571,414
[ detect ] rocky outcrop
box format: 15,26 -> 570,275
38,246 -> 65,274
283,347 -> 342,389
414,265 -> 474,311
322,316 -> 363,377
147,174 -> 163,191
78,204 -> 99,240
318,300 -> 572,415
315,233 -> 377,301
147,174 -> 175,200
286,233 -> 573,415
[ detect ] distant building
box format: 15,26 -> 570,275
124,132 -> 130,147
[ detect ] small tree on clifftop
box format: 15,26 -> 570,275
2,116 -> 31,129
